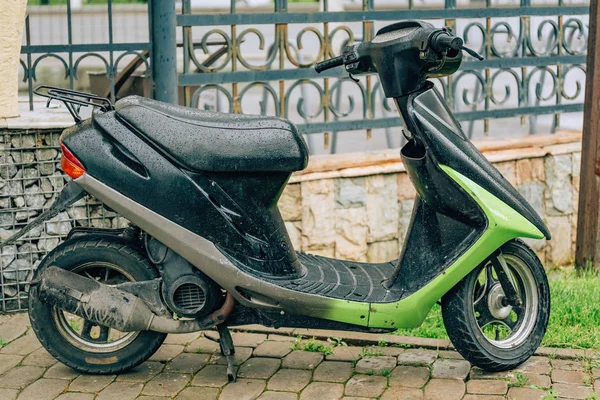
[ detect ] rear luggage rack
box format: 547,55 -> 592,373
34,85 -> 114,123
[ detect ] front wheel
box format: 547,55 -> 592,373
442,239 -> 550,371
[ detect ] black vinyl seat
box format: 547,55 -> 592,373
114,96 -> 309,173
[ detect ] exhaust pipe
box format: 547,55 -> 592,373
36,267 -> 235,334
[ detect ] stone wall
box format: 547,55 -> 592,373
279,131 -> 582,267
0,124 -> 583,312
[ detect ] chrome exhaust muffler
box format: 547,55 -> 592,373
36,266 -> 234,333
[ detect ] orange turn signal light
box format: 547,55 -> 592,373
60,142 -> 85,179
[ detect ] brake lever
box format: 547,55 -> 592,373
461,46 -> 484,61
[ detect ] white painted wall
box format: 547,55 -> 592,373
0,0 -> 27,118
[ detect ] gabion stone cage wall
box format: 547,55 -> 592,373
0,129 -> 129,313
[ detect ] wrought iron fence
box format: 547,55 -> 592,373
178,0 -> 589,152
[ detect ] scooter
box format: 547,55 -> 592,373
16,20 -> 550,379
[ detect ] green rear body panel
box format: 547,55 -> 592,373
308,165 -> 544,329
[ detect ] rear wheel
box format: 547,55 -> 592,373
29,236 -> 167,374
441,239 -> 550,371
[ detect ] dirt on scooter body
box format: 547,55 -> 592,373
16,20 -> 550,378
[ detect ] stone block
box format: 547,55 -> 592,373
282,350 -> 323,370
285,221 -> 302,251
466,379 -> 508,395
344,374 -> 387,397
366,174 -> 399,242
381,387 -> 424,400
495,161 -> 517,186
68,374 -> 115,393
164,353 -> 210,374
253,340 -> 292,358
313,361 -> 353,382
546,215 -> 573,266
17,378 -> 68,400
397,349 -> 437,366
431,359 -> 471,380
335,207 -> 368,261
237,357 -> 280,379
545,154 -> 573,215
279,184 -> 302,221
367,240 -> 399,263
141,372 -> 191,397
300,382 -> 344,399
335,177 -> 366,208
551,369 -> 588,384
301,179 -> 335,250
388,365 -> 430,388
355,356 -> 396,375
219,378 -> 265,400
423,378 -> 465,400
267,368 -> 311,392
516,158 -> 546,184
397,173 -> 417,200
96,382 -> 143,400
191,365 -> 230,388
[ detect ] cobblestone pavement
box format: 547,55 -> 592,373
0,313 -> 598,400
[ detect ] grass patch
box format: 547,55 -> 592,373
394,270 -> 600,349
291,335 -> 334,356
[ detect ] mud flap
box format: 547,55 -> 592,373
0,181 -> 86,249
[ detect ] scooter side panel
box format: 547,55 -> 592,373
368,166 -> 544,329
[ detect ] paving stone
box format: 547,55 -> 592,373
116,361 -> 165,383
212,346 -> 253,366
342,397 -> 372,400
469,367 -> 513,380
0,332 -> 41,355
191,365 -> 230,388
380,387 -> 424,400
231,332 -> 267,347
267,368 -> 312,392
44,363 -> 80,380
466,379 -> 508,395
142,372 -> 191,397
423,378 -> 465,400
326,346 -> 362,362
238,357 -> 281,379
361,345 -> 404,357
68,374 -> 115,393
513,373 -> 551,388
437,350 -> 464,360
299,382 -> 344,400
0,314 -> 28,344
0,331 -> 42,356
355,356 -> 396,375
0,354 -> 23,375
164,353 -> 210,374
55,394 -> 95,400
551,359 -> 585,371
282,350 -> 323,370
506,387 -> 546,399
164,332 -> 200,345
257,391 -> 297,400
552,383 -> 593,399
593,368 -> 600,379
313,361 -> 353,382
344,374 -> 387,397
266,334 -> 296,342
175,386 -> 219,400
552,368 -> 589,384
148,344 -> 184,362
0,365 -> 45,389
219,378 -> 266,400
21,347 -> 57,367
185,336 -> 221,354
397,349 -> 437,366
431,359 -> 471,380
253,341 -> 292,358
17,378 -> 69,400
388,365 -> 430,388
515,356 -> 550,375
462,395 -> 505,400
0,388 -> 17,400
96,381 -> 143,400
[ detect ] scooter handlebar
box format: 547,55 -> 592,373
315,56 -> 344,73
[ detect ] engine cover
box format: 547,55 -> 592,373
146,235 -> 222,318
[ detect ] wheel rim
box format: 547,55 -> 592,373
471,254 -> 538,349
50,262 -> 140,353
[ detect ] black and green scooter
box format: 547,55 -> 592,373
20,20 -> 549,379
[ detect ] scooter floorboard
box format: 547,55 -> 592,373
264,253 -> 402,303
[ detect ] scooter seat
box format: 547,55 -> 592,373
114,96 -> 309,172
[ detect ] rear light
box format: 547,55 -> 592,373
60,142 -> 86,179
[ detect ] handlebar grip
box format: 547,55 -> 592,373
431,33 -> 463,52
315,56 -> 344,73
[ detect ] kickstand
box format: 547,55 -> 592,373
216,324 -> 237,382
